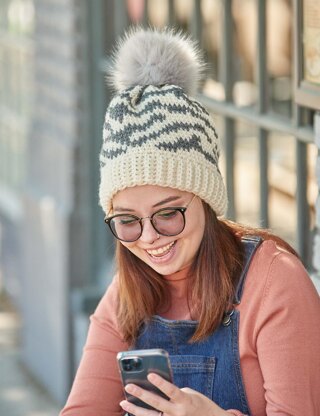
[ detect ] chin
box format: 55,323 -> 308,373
147,262 -> 179,276
145,255 -> 191,277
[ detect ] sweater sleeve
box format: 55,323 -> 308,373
252,249 -> 320,415
228,245 -> 320,416
60,278 -> 128,416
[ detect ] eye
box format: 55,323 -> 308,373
155,209 -> 178,219
117,216 -> 138,225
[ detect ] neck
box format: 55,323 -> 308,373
159,266 -> 193,318
163,266 -> 190,282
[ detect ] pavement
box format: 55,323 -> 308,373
0,293 -> 60,416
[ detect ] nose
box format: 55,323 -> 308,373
139,218 -> 159,244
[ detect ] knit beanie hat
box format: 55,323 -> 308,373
99,28 -> 227,216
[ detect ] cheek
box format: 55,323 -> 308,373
184,211 -> 205,242
120,241 -> 132,249
119,241 -> 137,255
120,242 -> 147,263
192,224 -> 205,249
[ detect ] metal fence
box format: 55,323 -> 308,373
89,0 -> 315,270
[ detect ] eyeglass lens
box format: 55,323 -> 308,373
109,208 -> 185,242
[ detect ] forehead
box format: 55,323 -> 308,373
112,185 -> 189,210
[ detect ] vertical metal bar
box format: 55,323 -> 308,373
293,0 -> 311,267
66,0 -> 107,386
256,0 -> 269,227
293,0 -> 303,94
190,0 -> 202,42
221,0 -> 233,101
143,0 -> 149,26
220,0 -> 235,219
224,120 -> 236,220
89,0 -> 114,284
168,0 -> 175,26
259,131 -> 269,227
114,0 -> 129,37
296,141 -> 309,265
294,105 -> 310,266
257,0 -> 268,113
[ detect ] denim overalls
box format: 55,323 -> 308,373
134,236 -> 262,414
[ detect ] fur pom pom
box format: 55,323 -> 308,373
109,27 -> 204,95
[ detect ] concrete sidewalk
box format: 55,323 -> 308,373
0,293 -> 60,416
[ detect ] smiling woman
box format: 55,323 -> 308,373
60,28 -> 320,416
112,186 -> 204,278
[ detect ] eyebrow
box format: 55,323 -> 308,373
113,195 -> 182,213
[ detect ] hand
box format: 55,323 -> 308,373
119,372 -> 230,416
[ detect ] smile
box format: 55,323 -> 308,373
146,241 -> 176,257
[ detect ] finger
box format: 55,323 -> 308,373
120,399 -> 159,416
124,383 -> 170,413
147,373 -> 184,402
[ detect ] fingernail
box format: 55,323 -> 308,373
125,384 -> 134,393
148,373 -> 158,382
120,400 -> 129,409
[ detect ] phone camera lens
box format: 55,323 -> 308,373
122,359 -> 132,371
131,358 -> 142,371
121,357 -> 143,372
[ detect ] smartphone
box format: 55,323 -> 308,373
117,348 -> 173,412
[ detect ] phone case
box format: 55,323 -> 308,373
117,348 -> 173,412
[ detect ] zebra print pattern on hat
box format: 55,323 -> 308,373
99,84 -> 227,217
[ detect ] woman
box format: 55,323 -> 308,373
61,28 -> 320,416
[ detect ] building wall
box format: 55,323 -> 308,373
0,0 -> 34,306
21,0 -> 91,404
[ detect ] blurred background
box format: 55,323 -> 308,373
0,0 -> 319,414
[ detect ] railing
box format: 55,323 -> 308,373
90,0 -> 315,269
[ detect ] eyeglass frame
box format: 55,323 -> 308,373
104,194 -> 197,242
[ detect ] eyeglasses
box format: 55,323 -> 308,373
104,195 -> 196,242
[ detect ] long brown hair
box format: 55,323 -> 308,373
116,201 -> 298,345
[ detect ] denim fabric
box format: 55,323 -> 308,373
134,236 -> 262,414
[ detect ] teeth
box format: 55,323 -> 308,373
147,241 -> 175,256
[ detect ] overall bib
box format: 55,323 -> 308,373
134,236 -> 262,415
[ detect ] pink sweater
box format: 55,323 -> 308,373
61,241 -> 320,415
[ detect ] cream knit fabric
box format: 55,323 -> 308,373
99,83 -> 227,216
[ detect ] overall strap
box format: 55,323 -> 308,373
234,235 -> 263,304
